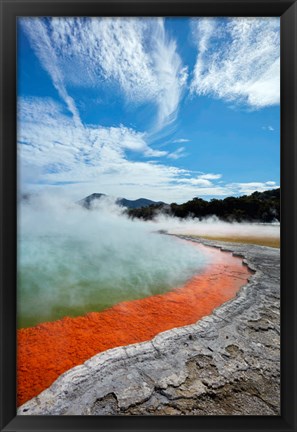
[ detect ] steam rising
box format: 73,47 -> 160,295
150,214 -> 280,239
18,195 -> 208,327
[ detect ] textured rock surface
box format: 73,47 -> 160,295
18,237 -> 280,416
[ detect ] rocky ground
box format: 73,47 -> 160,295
18,237 -> 280,416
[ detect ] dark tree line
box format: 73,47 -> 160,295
126,188 -> 280,223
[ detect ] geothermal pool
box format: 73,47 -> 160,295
17,200 -> 254,407
18,233 -> 209,328
17,241 -> 251,407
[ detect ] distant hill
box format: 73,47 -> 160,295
118,197 -> 165,209
78,193 -> 166,210
78,193 -> 107,209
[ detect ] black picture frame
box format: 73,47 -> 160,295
0,1 -> 296,431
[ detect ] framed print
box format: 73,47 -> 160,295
0,0 -> 296,431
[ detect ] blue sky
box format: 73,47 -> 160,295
17,17 -> 280,203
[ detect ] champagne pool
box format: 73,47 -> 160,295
18,231 -> 209,328
17,241 -> 252,407
17,201 -> 252,407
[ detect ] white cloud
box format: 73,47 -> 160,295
191,18 -> 216,80
262,125 -> 275,131
176,177 -> 213,187
21,17 -> 186,131
88,125 -> 168,158
172,138 -> 190,143
150,20 -> 188,129
167,147 -> 187,160
193,18 -> 215,55
226,181 -> 278,195
190,17 -> 280,108
197,173 -> 222,180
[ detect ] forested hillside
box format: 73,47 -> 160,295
126,189 -> 280,223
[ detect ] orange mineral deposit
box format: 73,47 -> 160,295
17,243 -> 251,406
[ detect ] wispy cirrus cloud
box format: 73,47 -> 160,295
262,125 -> 275,131
167,147 -> 187,160
150,19 -> 188,129
21,17 -> 186,131
172,138 -> 190,143
190,17 -> 280,108
21,19 -> 82,127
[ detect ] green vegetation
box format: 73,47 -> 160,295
126,188 -> 280,223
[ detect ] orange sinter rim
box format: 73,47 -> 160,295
17,243 -> 252,406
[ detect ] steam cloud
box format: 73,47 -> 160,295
18,194 -> 208,327
150,214 -> 280,239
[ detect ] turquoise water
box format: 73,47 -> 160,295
18,231 -> 208,328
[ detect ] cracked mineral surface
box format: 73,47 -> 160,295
18,237 -> 280,416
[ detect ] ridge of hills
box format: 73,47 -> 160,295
78,193 -> 166,209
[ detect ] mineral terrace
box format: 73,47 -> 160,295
18,237 -> 280,416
